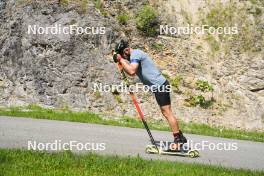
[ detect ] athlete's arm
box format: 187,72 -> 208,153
119,58 -> 138,76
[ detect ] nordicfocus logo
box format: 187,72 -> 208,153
28,24 -> 106,35
93,82 -> 172,93
27,140 -> 106,151
159,140 -> 238,151
160,24 -> 238,36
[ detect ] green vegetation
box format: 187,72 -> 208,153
136,5 -> 160,36
162,74 -> 182,92
205,35 -> 220,53
196,80 -> 214,92
202,2 -> 236,29
185,80 -> 215,108
170,75 -> 183,92
0,105 -> 145,129
252,7 -> 262,16
196,45 -> 203,50
151,43 -> 165,52
59,0 -> 88,13
93,0 -> 108,17
200,1 -> 263,53
0,105 -> 264,142
94,0 -> 102,9
95,90 -> 102,99
117,14 -> 129,25
185,94 -> 215,109
114,95 -> 123,104
1,149 -> 263,176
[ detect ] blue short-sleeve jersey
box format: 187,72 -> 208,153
130,49 -> 166,87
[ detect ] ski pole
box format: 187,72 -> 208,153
115,61 -> 157,147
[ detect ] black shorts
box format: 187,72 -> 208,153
153,80 -> 171,107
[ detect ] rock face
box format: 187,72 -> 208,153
0,0 -> 263,132
0,0 -> 121,112
150,0 -> 264,131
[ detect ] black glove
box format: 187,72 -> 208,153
113,53 -> 118,63
113,52 -> 122,63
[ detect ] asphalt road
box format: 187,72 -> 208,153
0,116 -> 263,171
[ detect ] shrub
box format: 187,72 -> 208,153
196,80 -> 214,92
185,94 -> 215,109
170,76 -> 183,92
115,95 -> 123,104
185,80 -> 215,108
117,14 -> 129,25
136,5 -> 160,36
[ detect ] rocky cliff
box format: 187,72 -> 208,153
0,0 -> 263,131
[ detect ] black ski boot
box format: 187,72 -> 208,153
170,130 -> 188,151
174,130 -> 187,144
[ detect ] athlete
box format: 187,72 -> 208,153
113,40 -> 187,146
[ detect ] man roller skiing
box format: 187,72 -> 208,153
113,40 -> 187,147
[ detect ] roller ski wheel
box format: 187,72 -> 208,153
187,150 -> 200,158
145,145 -> 159,154
188,150 -> 195,158
194,150 -> 200,157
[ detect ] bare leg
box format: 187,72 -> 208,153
160,105 -> 179,133
160,105 -> 184,150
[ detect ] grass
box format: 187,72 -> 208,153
205,35 -> 220,53
93,0 -> 108,17
117,14 -> 129,25
0,105 -> 263,142
0,149 -> 263,176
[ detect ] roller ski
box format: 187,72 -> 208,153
145,130 -> 199,158
145,141 -> 200,158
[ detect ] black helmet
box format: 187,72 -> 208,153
115,40 -> 129,55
